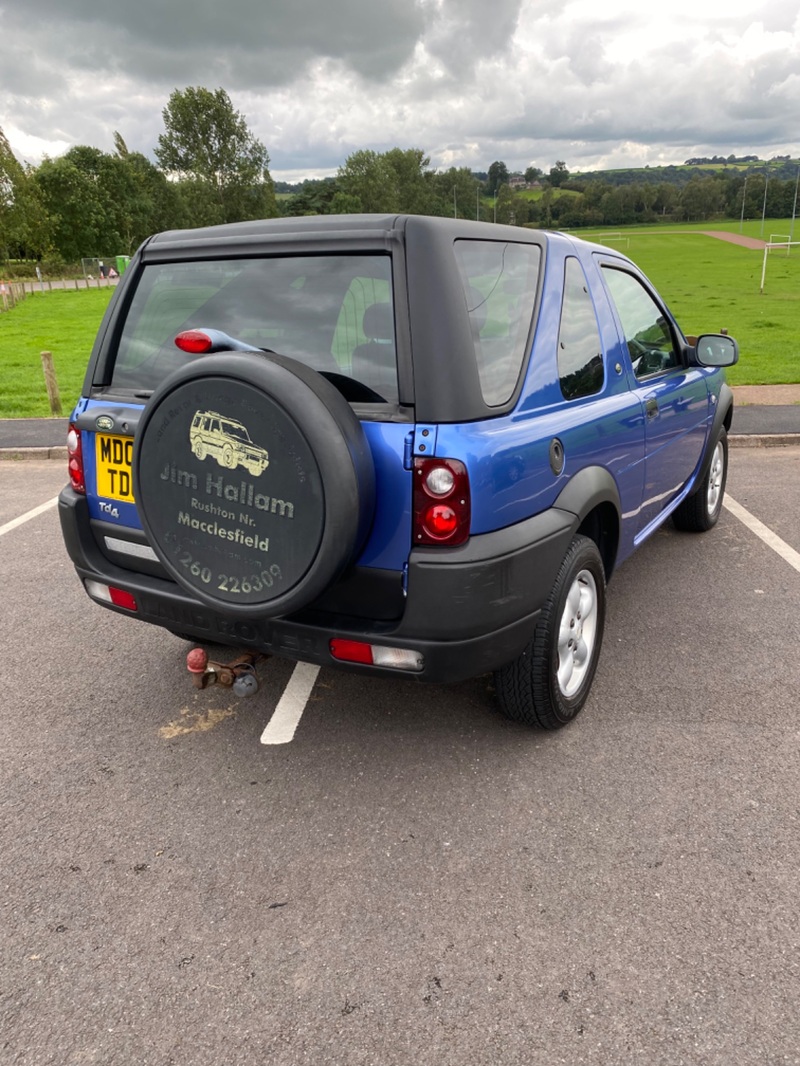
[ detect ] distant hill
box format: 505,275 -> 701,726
572,157 -> 799,188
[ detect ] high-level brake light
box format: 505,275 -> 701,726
175,330 -> 214,354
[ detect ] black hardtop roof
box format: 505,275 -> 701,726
142,213 -> 572,257
147,213 -> 403,247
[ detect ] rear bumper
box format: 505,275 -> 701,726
59,487 -> 575,683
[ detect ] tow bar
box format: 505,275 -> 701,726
186,648 -> 268,697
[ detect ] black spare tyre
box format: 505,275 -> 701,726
133,352 -> 375,617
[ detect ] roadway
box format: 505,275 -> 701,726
1,450 -> 799,1065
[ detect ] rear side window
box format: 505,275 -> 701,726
558,257 -> 604,400
111,255 -> 398,402
454,240 -> 541,406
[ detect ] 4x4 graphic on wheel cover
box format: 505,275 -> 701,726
190,410 -> 269,477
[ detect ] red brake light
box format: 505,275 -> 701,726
67,423 -> 85,494
413,458 -> 470,546
175,330 -> 213,354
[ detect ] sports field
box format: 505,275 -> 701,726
0,219 -> 797,417
580,219 -> 800,387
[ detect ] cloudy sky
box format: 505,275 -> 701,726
1,0 -> 799,181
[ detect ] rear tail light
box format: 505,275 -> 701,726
412,457 -> 470,546
329,639 -> 423,672
67,423 -> 85,494
84,580 -> 138,612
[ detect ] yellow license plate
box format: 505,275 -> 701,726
95,434 -> 135,502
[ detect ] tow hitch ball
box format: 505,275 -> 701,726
186,648 -> 266,697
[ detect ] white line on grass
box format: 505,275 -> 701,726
260,661 -> 321,745
724,494 -> 800,575
0,497 -> 58,538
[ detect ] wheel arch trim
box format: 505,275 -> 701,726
553,466 -> 621,578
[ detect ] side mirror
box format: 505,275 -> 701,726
692,334 -> 739,368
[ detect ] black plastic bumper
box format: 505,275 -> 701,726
59,488 -> 575,684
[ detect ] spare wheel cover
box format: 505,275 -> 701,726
133,352 -> 374,618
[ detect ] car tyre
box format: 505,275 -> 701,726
494,535 -> 606,729
672,428 -> 728,533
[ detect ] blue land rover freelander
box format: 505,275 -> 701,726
59,215 -> 738,728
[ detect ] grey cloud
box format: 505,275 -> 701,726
3,0 -> 425,87
423,0 -> 525,75
1,0 -> 799,178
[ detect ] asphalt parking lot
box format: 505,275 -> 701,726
2,450 -> 799,1066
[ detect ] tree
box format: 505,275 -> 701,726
431,167 -> 482,219
328,189 -> 364,215
548,161 -> 570,188
285,177 -> 339,217
32,145 -> 185,261
487,160 -> 509,197
335,149 -> 392,212
494,182 -> 527,226
155,87 -> 277,224
0,128 -> 52,261
335,147 -> 435,214
383,147 -> 435,215
34,154 -> 107,261
679,176 -> 725,222
0,127 -> 24,257
524,165 -> 542,184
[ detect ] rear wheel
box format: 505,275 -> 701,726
673,428 -> 728,532
494,535 -> 606,729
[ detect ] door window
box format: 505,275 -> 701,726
602,267 -> 680,379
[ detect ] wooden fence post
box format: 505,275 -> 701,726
40,351 -> 63,416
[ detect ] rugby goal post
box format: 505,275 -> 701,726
598,231 -> 631,249
760,240 -> 800,293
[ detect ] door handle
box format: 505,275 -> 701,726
645,398 -> 659,419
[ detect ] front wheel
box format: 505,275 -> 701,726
494,535 -> 607,729
672,428 -> 728,533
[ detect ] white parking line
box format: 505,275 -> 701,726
260,661 -> 321,745
0,497 -> 58,537
724,494 -> 800,575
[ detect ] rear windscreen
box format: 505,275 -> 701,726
111,254 -> 398,403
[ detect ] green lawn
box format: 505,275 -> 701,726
1,224 -> 798,419
0,288 -> 114,418
581,220 -> 800,386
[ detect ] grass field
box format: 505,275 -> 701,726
580,220 -> 800,386
0,288 -> 114,418
0,221 -> 797,417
